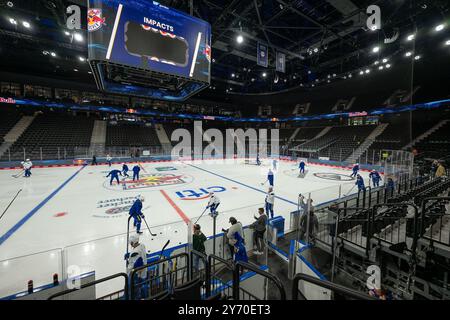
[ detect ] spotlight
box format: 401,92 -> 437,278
414,55 -> 421,60
327,80 -> 330,83
435,24 -> 445,32
73,69 -> 79,72
22,21 -> 30,28
372,46 -> 380,53
251,78 -> 255,82
382,58 -> 388,63
445,40 -> 450,46
64,31 -> 70,36
374,61 -> 379,65
231,73 -> 235,78
405,51 -> 412,57
378,65 -> 384,70
386,64 -> 391,68
50,52 -> 56,57
9,18 -> 17,25
262,72 -> 267,78
308,70 -> 311,74
42,50 -> 49,55
236,35 -> 244,44
348,74 -> 352,78
359,70 -> 364,75
365,69 -> 370,74
78,56 -> 86,62
327,75 -> 331,79
333,73 -> 336,77
311,84 -> 315,87
313,48 -> 319,53
73,33 -> 83,42
407,34 -> 415,41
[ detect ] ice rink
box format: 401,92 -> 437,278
0,158 -> 374,298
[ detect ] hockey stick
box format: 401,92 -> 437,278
0,189 -> 22,221
194,207 -> 209,225
159,240 -> 171,261
343,184 -> 356,197
260,179 -> 268,186
12,170 -> 25,178
142,216 -> 157,237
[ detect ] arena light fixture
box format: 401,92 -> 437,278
78,56 -> 86,62
22,21 -> 31,28
382,58 -> 388,63
50,52 -> 57,57
236,34 -> 244,44
435,24 -> 445,32
407,34 -> 415,41
378,65 -> 384,70
9,18 -> 17,25
73,33 -> 83,42
445,40 -> 450,46
42,50 -> 49,56
372,46 -> 380,53
251,78 -> 255,82
374,60 -> 379,65
308,70 -> 311,74
405,51 -> 412,57
333,73 -> 336,77
365,69 -> 370,74
359,70 -> 364,75
386,64 -> 391,68
64,31 -> 70,36
415,55 -> 421,60
231,73 -> 235,78
73,69 -> 79,72
313,48 -> 319,53
348,74 -> 352,78
327,80 -> 330,83
262,72 -> 267,78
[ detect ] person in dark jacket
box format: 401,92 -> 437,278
250,208 -> 267,255
92,155 -> 97,165
192,224 -> 207,270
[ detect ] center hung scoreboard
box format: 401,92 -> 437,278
88,0 -> 211,101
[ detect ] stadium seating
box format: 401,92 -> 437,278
0,109 -> 22,143
105,122 -> 161,148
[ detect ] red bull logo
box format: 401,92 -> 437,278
88,9 -> 106,32
104,173 -> 193,191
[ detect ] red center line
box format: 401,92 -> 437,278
160,189 -> 191,225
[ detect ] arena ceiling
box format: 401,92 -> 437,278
0,0 -> 449,98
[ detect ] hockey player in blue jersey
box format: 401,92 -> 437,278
132,165 -> 141,181
129,195 -> 145,234
369,170 -> 382,187
351,163 -> 360,178
267,168 -> 274,187
125,234 -> 148,299
106,169 -> 122,186
356,174 -> 365,192
256,154 -> 261,166
299,160 -> 306,174
122,163 -> 130,177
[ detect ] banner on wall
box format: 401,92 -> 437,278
276,51 -> 285,73
257,42 -> 268,67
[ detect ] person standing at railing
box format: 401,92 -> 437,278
250,208 -> 267,255
222,217 -> 244,259
369,169 -> 382,187
356,174 -> 365,192
192,224 -> 207,270
125,234 -> 148,300
132,165 -> 141,181
233,232 -> 248,265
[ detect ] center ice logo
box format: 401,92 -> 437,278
176,186 -> 226,200
108,173 -> 193,191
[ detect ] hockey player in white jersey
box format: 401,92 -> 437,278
206,192 -> 221,217
265,187 -> 275,219
21,159 -> 33,178
125,234 -> 148,299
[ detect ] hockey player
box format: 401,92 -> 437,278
233,232 -> 248,265
21,159 -> 33,178
267,168 -> 274,187
265,187 -> 275,219
351,163 -> 360,178
125,234 -> 148,299
256,154 -> 261,166
272,159 -> 278,171
369,170 -> 382,187
106,154 -> 112,167
356,174 -> 365,192
206,192 -> 220,216
129,195 -> 145,234
299,160 -> 306,174
122,163 -> 130,177
132,165 -> 141,181
106,169 -> 122,186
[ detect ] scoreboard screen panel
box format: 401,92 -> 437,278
88,0 -> 211,83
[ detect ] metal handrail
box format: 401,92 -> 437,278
206,254 -> 234,298
292,273 -> 375,300
233,261 -> 286,300
47,272 -> 129,300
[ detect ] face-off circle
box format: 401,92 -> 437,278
313,173 -> 355,181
